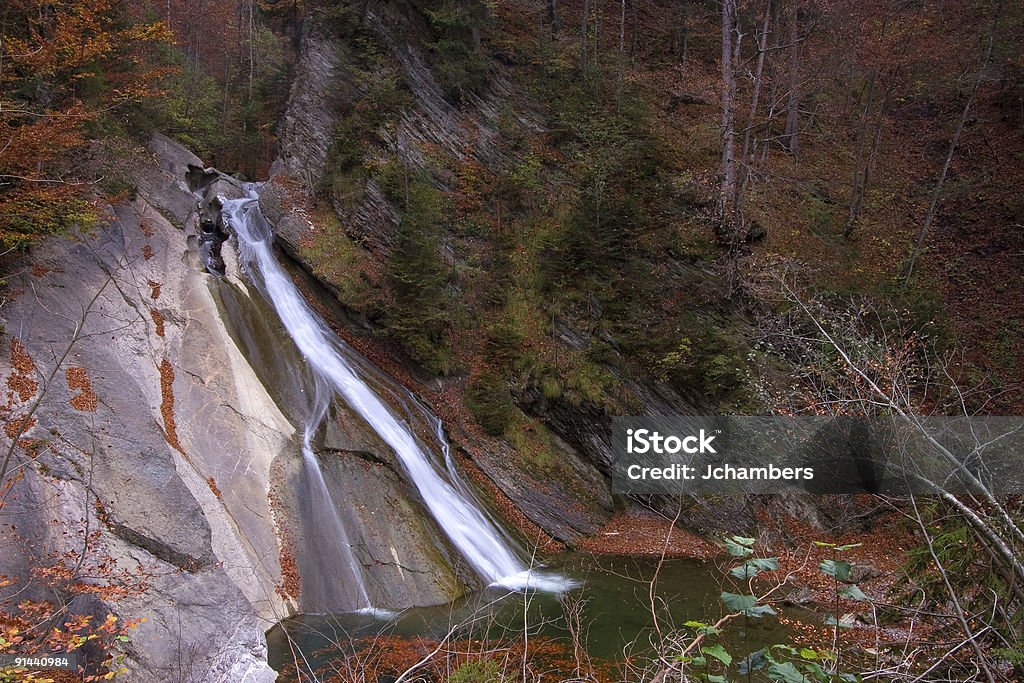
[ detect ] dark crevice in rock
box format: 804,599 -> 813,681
361,555 -> 433,576
186,164 -> 221,194
318,447 -> 399,477
198,216 -> 228,277
107,520 -> 212,572
195,171 -> 247,277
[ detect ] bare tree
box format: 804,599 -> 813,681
746,267 -> 1024,680
904,0 -> 1004,282
843,66 -> 894,240
718,0 -> 740,231
674,1 -> 690,66
781,0 -> 801,155
546,0 -> 562,33
734,0 -> 773,221
580,0 -> 590,76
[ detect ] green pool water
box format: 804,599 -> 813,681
267,554 -> 804,680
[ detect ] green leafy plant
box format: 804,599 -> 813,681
659,536 -> 871,682
466,371 -> 516,436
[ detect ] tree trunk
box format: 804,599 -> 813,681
782,1 -> 800,155
675,1 -> 689,66
616,0 -> 626,107
248,0 -> 255,107
719,0 -> 739,228
764,2 -> 781,114
843,77 -> 891,239
735,0 -> 773,220
547,0 -> 561,32
580,0 -> 589,75
843,67 -> 878,238
629,0 -> 638,61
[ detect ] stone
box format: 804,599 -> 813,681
848,563 -> 883,584
273,31 -> 352,188
0,194 -> 283,682
135,134 -> 204,229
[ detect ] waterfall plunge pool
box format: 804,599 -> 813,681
219,193 -> 804,680
267,554 -> 803,682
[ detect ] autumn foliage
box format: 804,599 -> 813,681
0,0 -> 173,249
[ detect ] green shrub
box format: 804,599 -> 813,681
504,418 -> 558,470
422,0 -> 491,100
802,189 -> 841,236
315,2 -> 371,38
448,657 -> 502,683
297,211 -> 382,315
540,375 -> 562,400
320,37 -> 409,204
497,153 -> 543,211
485,318 -> 525,368
377,166 -> 461,374
98,175 -> 137,201
466,371 -> 516,436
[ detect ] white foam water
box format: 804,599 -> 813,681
221,187 -> 574,600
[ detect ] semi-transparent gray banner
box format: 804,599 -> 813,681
611,416 -> 1024,495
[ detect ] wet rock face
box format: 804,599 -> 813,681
1,132 -> 484,681
198,216 -> 227,276
212,266 -> 476,612
272,450 -> 477,611
253,177 -> 319,263
0,136 -> 284,683
195,169 -> 246,276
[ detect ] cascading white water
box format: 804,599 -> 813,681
222,187 -> 571,599
298,385 -> 373,610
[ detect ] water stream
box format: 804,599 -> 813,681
220,187 -> 569,610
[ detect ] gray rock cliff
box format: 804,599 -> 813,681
0,134 -> 483,681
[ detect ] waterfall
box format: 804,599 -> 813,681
221,187 -> 570,607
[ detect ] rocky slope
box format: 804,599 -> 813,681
0,134 -> 497,681
0,8 -> 796,681
258,7 -> 705,538
0,136 -> 285,681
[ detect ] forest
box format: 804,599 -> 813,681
1,0 -> 1023,681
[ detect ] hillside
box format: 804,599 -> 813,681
1,0 -> 1023,681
